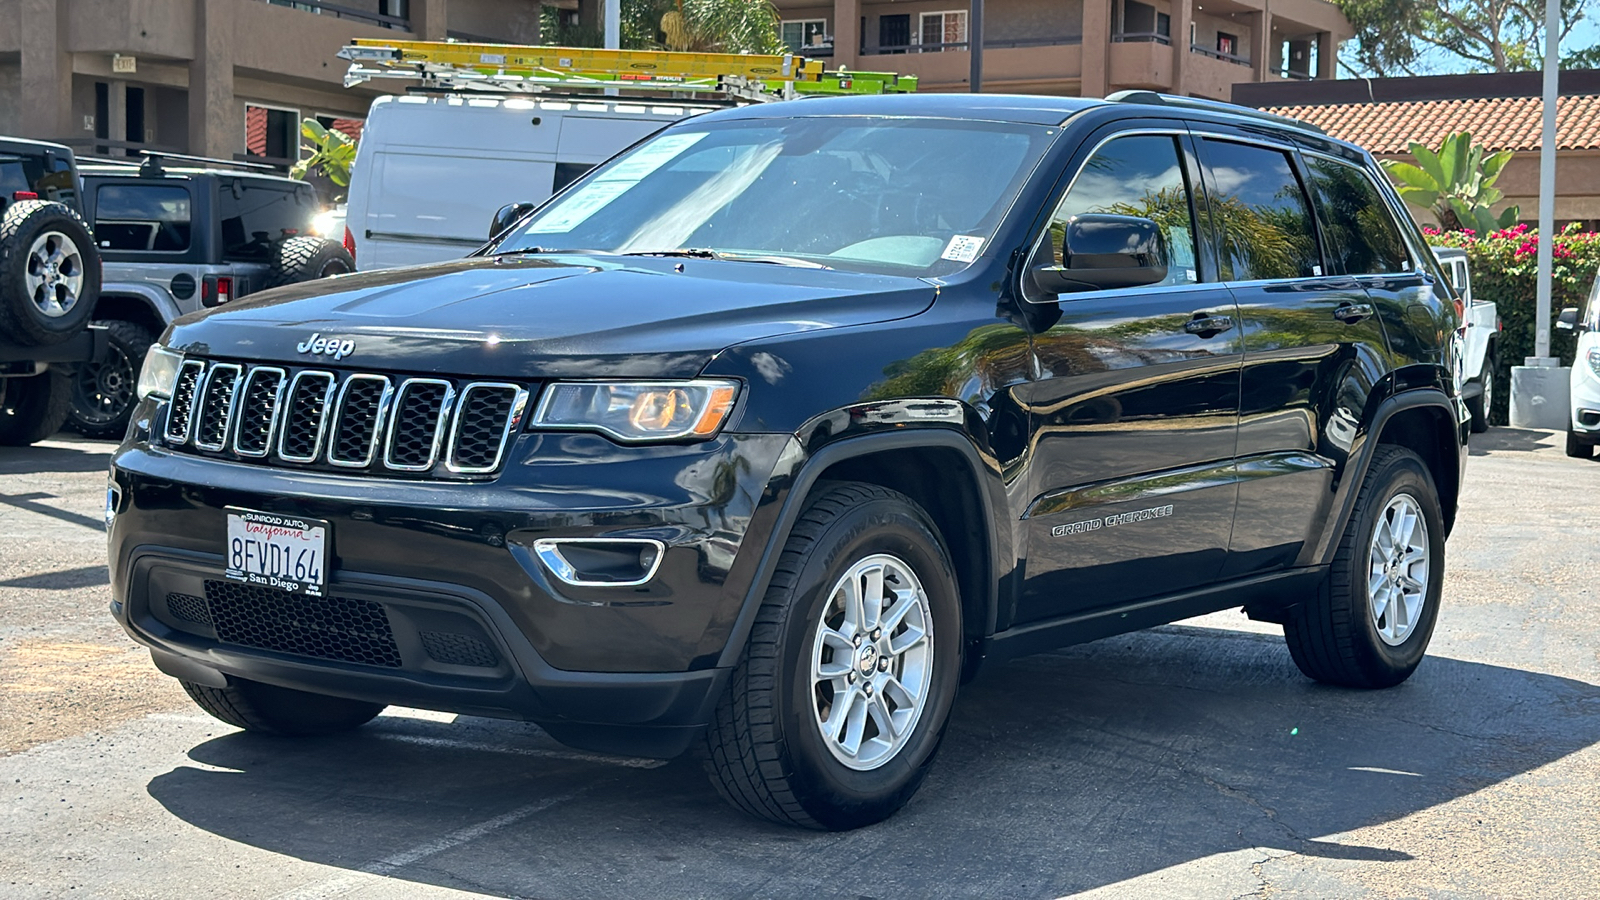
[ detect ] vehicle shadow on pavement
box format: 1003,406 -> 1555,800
146,625 -> 1600,899
1468,426 -> 1558,456
0,438 -> 114,475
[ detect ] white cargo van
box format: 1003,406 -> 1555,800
346,94 -> 713,270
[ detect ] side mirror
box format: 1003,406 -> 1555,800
490,202 -> 536,241
1557,307 -> 1581,331
1032,214 -> 1168,295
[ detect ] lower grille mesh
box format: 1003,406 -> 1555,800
202,580 -> 402,668
419,631 -> 500,668
166,592 -> 213,625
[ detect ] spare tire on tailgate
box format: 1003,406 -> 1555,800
264,235 -> 354,289
0,200 -> 101,346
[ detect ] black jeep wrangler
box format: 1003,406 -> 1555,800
0,136 -> 104,446
108,93 -> 1467,830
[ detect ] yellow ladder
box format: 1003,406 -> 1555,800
339,39 -> 916,100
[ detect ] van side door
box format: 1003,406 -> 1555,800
1011,126 -> 1243,624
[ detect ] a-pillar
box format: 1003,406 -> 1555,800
411,0 -> 449,40
19,0 -> 72,142
1081,0 -> 1110,97
1251,10 -> 1271,80
832,0 -> 861,69
1170,0 -> 1193,95
188,0 -> 235,159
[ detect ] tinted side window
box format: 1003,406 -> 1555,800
1304,157 -> 1408,275
218,182 -> 317,261
1197,139 -> 1320,281
95,184 -> 192,252
0,153 -> 76,210
1044,134 -> 1200,287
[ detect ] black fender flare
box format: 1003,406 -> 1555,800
714,428 -> 1006,671
1312,386 -> 1464,566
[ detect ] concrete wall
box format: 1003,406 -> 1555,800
451,0 -> 541,43
0,61 -> 19,133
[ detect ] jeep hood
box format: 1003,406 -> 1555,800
164,255 -> 936,379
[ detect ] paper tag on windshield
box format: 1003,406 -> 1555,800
941,235 -> 985,263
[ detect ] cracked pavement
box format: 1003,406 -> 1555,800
2,428 -> 1597,899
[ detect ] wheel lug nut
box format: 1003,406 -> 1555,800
878,658 -> 889,672
871,628 -> 881,641
847,672 -> 856,684
852,633 -> 863,647
863,683 -> 873,696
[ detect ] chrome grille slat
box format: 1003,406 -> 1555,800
328,375 -> 393,468
192,363 -> 243,452
276,371 -> 336,464
446,383 -> 529,475
231,367 -> 287,458
384,378 -> 454,472
163,360 -> 207,444
160,360 -> 527,478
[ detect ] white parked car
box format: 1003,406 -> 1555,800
1558,274 -> 1600,457
1434,246 -> 1500,433
345,94 -> 714,270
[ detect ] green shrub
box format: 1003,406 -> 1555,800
1425,223 -> 1600,424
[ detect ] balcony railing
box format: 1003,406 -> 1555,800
1190,44 -> 1251,67
862,35 -> 1081,55
259,0 -> 410,30
1112,31 -> 1171,45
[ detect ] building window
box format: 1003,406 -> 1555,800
781,19 -> 829,53
1157,12 -> 1171,38
1217,32 -> 1238,57
245,103 -> 301,165
918,11 -> 968,52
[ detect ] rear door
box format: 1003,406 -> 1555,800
1193,135 -> 1392,578
1012,125 -> 1243,624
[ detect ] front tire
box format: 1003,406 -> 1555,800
1566,428 -> 1593,459
181,677 -> 385,736
703,482 -> 962,830
66,319 -> 154,440
1466,353 -> 1494,434
1283,446 -> 1445,688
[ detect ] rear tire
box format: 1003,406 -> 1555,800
181,677 -> 385,736
263,236 -> 354,289
66,319 -> 154,440
702,482 -> 962,830
1283,446 -> 1444,688
0,200 -> 100,346
0,368 -> 72,446
1566,428 -> 1593,459
1466,353 -> 1494,434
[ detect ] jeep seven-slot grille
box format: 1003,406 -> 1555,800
162,359 -> 529,478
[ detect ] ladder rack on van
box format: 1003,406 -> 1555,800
338,39 -> 916,102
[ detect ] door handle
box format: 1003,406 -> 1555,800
1183,314 -> 1234,337
1334,303 -> 1374,324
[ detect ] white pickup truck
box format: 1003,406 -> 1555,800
1435,246 -> 1500,433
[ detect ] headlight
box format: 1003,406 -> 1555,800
136,344 -> 184,400
532,380 -> 739,442
1588,348 -> 1600,378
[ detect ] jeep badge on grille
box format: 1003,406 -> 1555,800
297,333 -> 355,361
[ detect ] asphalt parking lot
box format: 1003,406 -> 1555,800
2,428 -> 1597,899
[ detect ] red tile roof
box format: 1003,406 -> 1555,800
1266,94 -> 1600,154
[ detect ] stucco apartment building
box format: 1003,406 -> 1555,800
774,0 -> 1351,98
0,0 -> 541,166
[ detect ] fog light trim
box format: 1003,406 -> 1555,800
531,538 -> 667,588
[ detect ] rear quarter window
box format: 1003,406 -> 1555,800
219,181 -> 318,262
94,184 -> 192,252
1303,157 -> 1409,276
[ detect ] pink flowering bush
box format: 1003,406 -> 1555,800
1426,223 -> 1600,423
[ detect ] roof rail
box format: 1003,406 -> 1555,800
1106,90 -> 1326,135
134,150 -> 278,176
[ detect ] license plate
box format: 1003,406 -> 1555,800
225,509 -> 329,596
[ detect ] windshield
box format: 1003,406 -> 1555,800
493,116 -> 1055,277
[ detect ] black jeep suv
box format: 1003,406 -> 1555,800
108,93 -> 1467,830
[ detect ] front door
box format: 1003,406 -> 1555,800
1013,128 -> 1243,624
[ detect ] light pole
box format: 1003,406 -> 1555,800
969,0 -> 984,92
1509,0 -> 1568,428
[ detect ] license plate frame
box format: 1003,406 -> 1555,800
224,508 -> 330,597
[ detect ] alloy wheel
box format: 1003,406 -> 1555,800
25,231 -> 86,318
1368,493 -> 1430,646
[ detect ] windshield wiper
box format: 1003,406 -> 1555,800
620,248 -> 831,269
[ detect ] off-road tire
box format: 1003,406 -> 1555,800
702,482 -> 962,830
0,368 -> 73,446
1566,428 -> 1593,459
1283,446 -> 1445,688
66,319 -> 154,440
1466,353 -> 1494,434
263,236 -> 354,289
0,200 -> 100,346
181,677 -> 385,736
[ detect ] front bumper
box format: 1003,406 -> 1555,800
1571,360 -> 1600,437
109,403 -> 794,757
